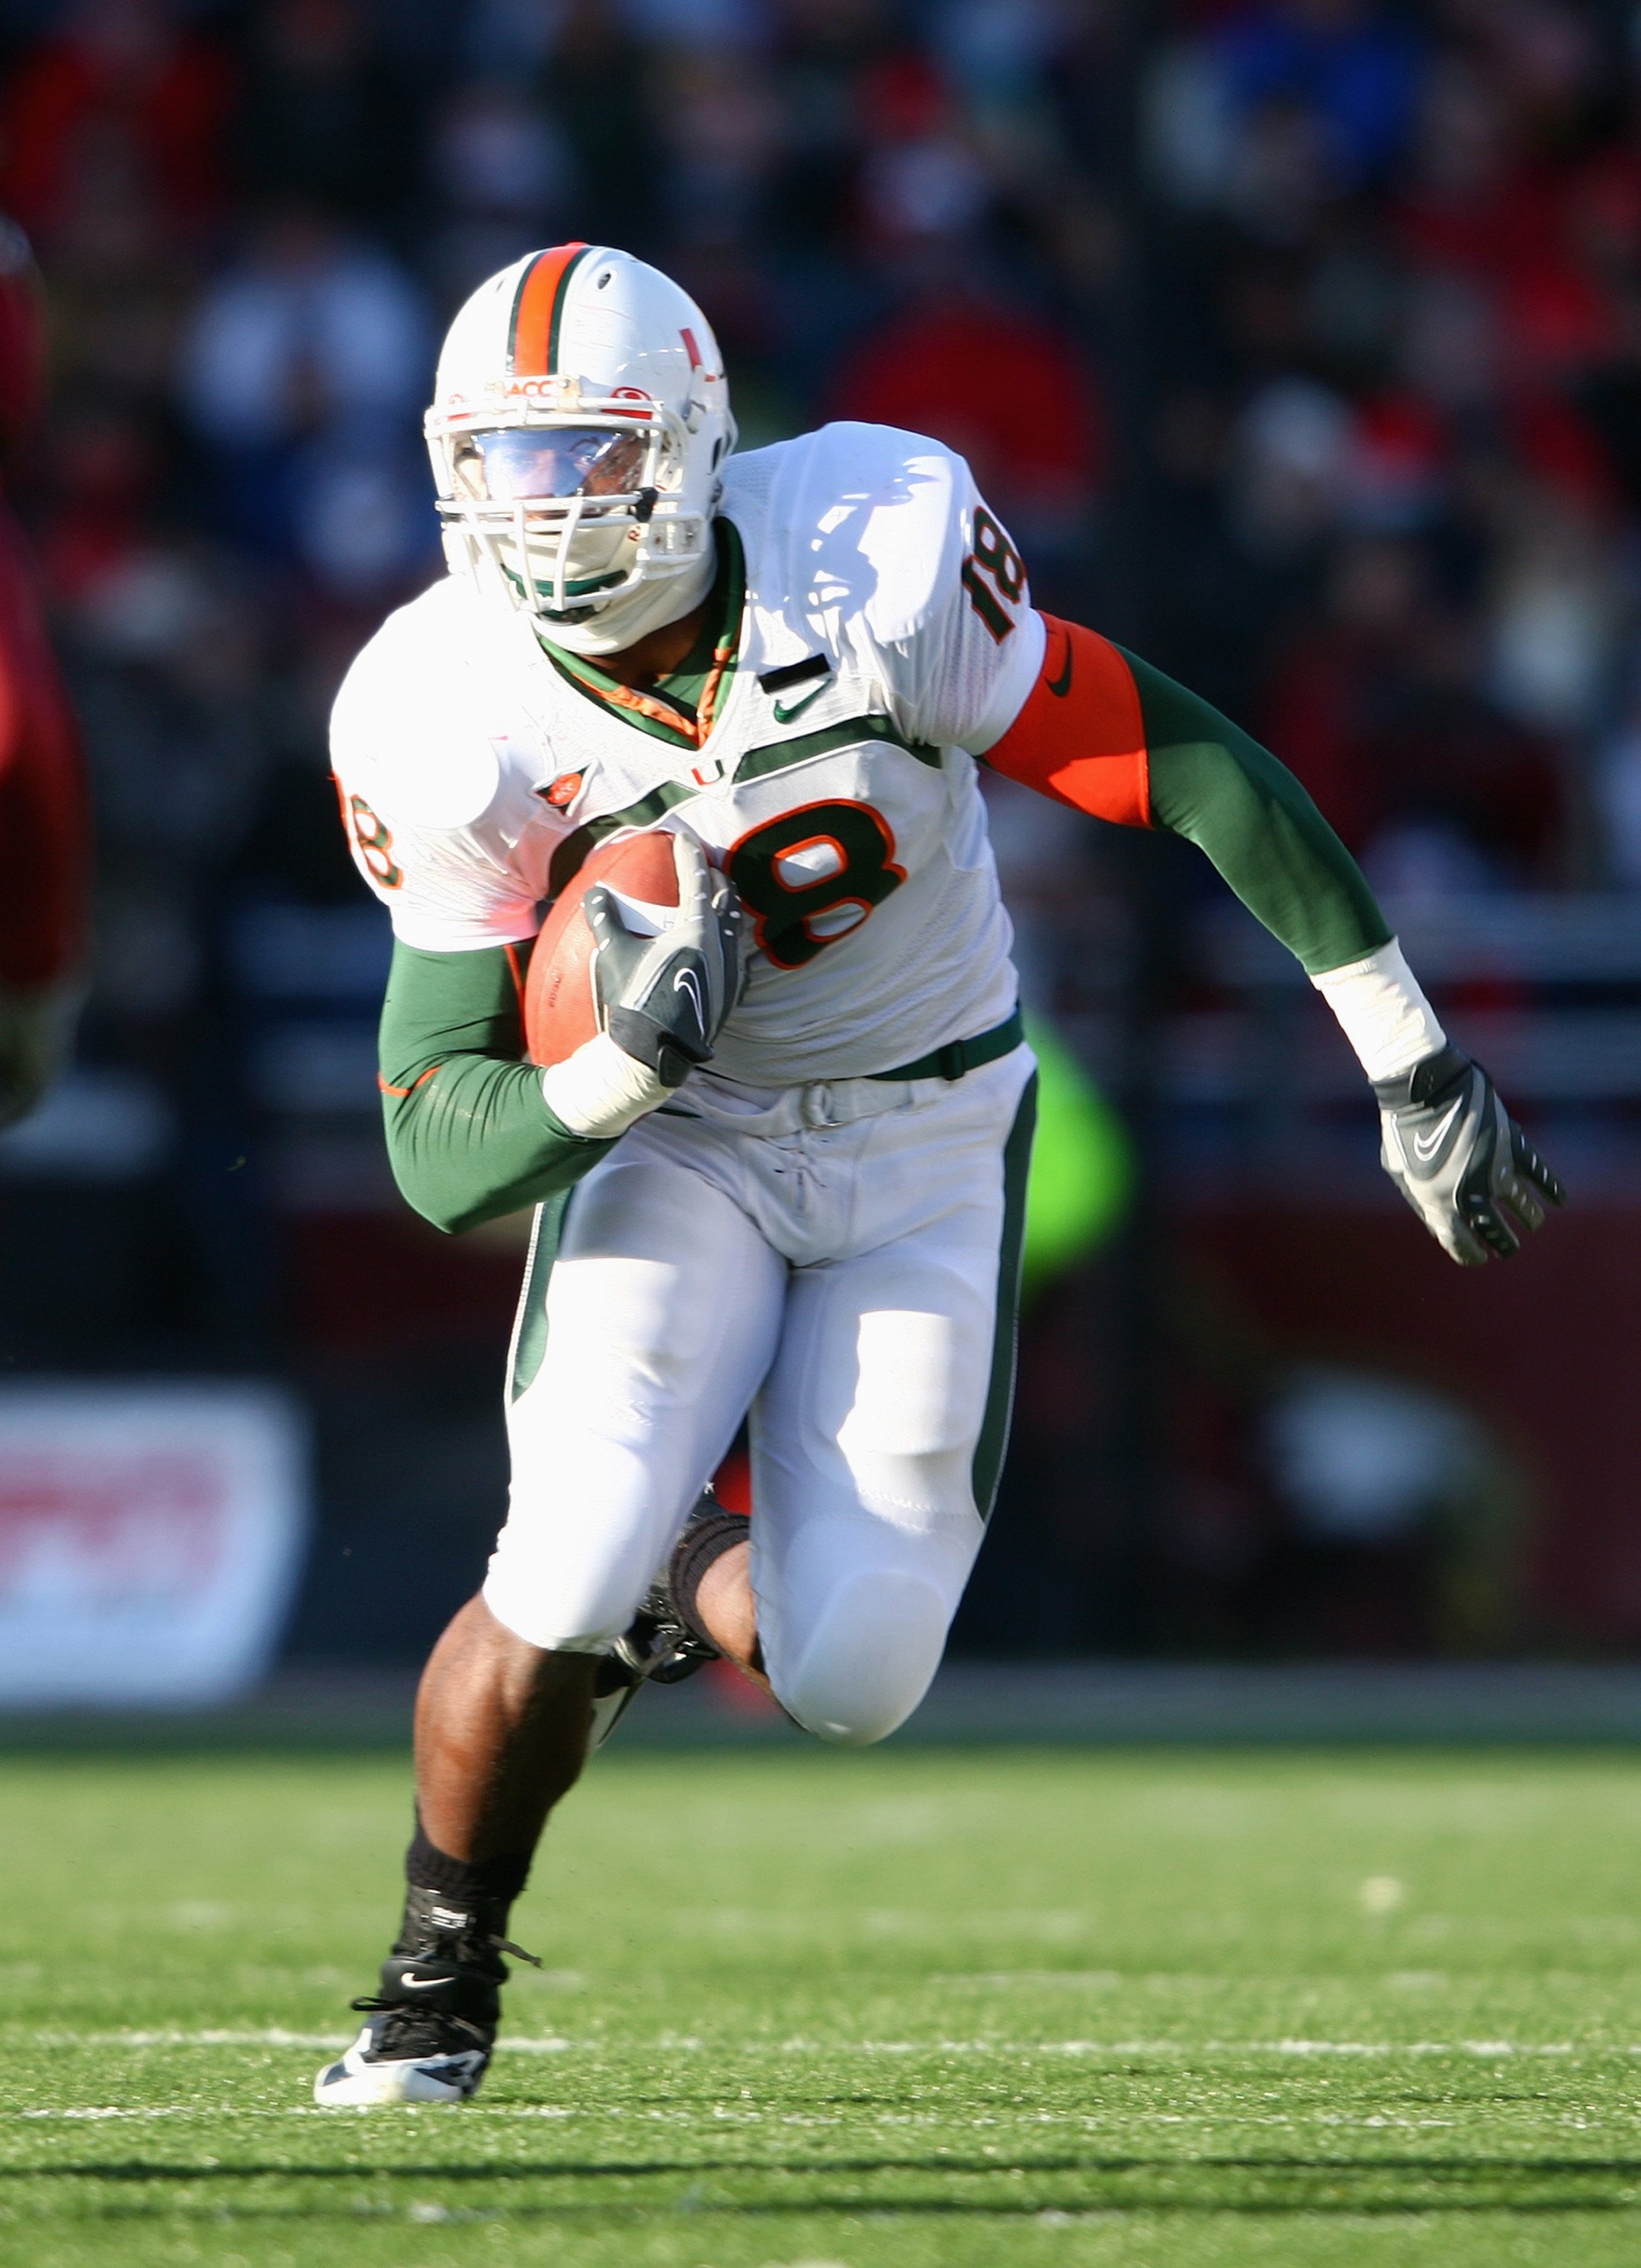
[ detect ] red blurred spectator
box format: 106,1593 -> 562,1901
0,0 -> 233,245
1265,534 -> 1566,883
830,289 -> 1103,534
1345,390 -> 1449,526
1394,52 -> 1623,390
854,54 -> 991,249
1393,56 -> 1556,282
34,402 -> 159,610
0,223 -> 89,1123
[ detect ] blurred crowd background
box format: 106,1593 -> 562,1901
2,0 -> 1640,1682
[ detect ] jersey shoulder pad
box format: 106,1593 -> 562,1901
329,575 -> 503,833
725,421 -> 973,647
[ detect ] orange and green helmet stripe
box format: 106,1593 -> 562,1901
507,242 -> 593,377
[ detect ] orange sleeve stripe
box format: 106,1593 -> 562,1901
983,614 -> 1150,827
378,1066 -> 440,1099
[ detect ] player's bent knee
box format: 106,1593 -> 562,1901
481,1548 -> 645,1657
772,1568 -> 953,1747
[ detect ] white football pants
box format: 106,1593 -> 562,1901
483,1045 -> 1036,1745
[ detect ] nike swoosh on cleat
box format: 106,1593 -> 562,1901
1046,626 -> 1073,698
1412,1096 -> 1463,1162
398,1974 -> 447,1989
772,684 -> 827,723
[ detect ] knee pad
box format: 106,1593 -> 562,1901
773,1567 -> 953,1747
482,1519 -> 651,1655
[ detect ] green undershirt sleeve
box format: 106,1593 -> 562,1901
378,939 -> 614,1236
1119,646 -> 1391,976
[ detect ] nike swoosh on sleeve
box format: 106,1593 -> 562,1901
1045,624 -> 1073,699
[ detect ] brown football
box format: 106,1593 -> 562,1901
524,830 -> 681,1067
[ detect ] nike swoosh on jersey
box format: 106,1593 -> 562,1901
1412,1096 -> 1463,1163
1046,625 -> 1073,698
772,682 -> 828,724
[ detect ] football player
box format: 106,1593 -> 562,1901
316,245 -> 1561,2106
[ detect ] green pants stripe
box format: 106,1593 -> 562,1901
972,1069 -> 1038,1522
507,1188 -> 575,1404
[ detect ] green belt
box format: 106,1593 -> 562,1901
868,1006 -> 1025,1084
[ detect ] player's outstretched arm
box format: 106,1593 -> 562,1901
378,942 -> 617,1236
979,617 -> 1563,1263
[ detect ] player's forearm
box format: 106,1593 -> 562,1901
1120,651 -> 1447,1079
980,619 -> 1443,1079
1123,650 -> 1387,975
979,617 -> 1389,971
379,942 -> 612,1235
384,1053 -> 611,1234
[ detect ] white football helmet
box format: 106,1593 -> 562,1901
426,243 -> 736,654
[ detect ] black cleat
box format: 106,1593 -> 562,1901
314,1886 -> 539,2106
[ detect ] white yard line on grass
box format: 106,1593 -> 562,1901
15,2029 -> 1622,2057
15,2107 -> 187,2120
30,2029 -> 351,2049
8,2104 -> 582,2120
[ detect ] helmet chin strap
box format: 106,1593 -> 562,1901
534,536 -> 717,658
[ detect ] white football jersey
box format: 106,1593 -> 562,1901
331,421 -> 1046,1086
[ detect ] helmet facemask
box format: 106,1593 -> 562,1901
428,397 -> 713,625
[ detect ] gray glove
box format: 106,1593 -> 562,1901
585,831 -> 743,1087
1373,1042 -> 1564,1266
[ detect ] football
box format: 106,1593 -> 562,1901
523,829 -> 681,1067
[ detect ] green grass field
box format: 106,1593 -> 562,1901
6,1742 -> 1641,2266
